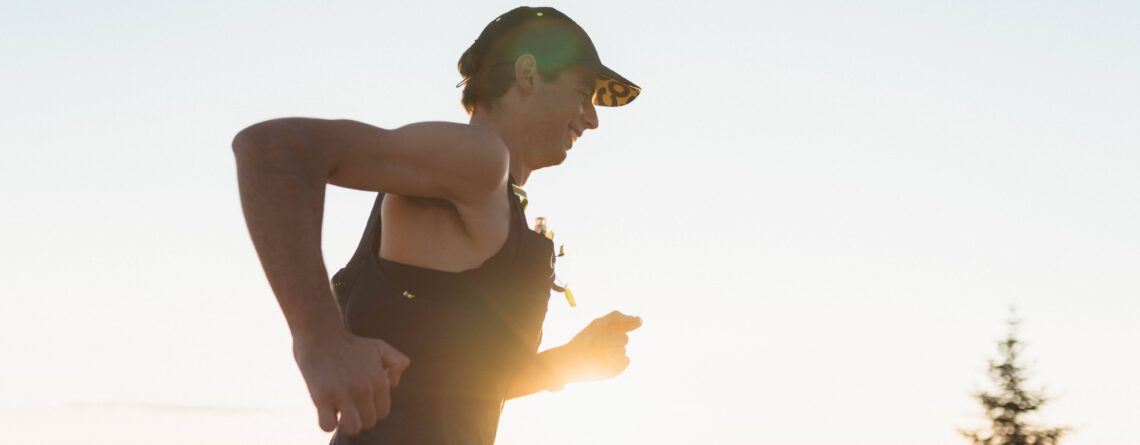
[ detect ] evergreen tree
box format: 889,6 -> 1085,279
960,309 -> 1069,445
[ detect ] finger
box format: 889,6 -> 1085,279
381,348 -> 412,388
604,353 -> 631,375
616,355 -> 631,373
609,345 -> 627,361
588,310 -> 627,330
354,385 -> 378,431
612,315 -> 642,333
337,399 -> 363,436
374,374 -> 393,420
315,400 -> 338,433
596,333 -> 629,348
587,311 -> 616,330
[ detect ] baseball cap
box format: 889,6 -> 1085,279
457,6 -> 641,107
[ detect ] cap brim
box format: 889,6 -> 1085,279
587,63 -> 640,107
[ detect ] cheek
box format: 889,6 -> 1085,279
540,102 -> 574,132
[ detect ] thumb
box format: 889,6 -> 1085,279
587,310 -> 622,330
381,347 -> 411,388
596,311 -> 641,333
613,315 -> 643,333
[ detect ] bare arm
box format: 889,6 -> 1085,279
232,117 -> 507,334
231,119 -> 340,340
506,346 -> 573,399
231,117 -> 507,434
507,311 -> 643,400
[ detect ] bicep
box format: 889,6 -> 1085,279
325,120 -> 508,203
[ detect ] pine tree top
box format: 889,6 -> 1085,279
959,307 -> 1070,445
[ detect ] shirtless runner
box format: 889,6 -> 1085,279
232,7 -> 642,444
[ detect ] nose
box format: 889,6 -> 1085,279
582,100 -> 599,130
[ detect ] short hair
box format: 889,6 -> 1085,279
457,20 -> 580,115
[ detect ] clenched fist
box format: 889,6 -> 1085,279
554,310 -> 643,383
293,329 -> 411,436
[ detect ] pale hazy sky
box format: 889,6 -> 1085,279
2,1 -> 1137,444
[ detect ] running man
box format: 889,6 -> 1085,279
232,6 -> 642,444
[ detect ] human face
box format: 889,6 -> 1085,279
524,65 -> 600,169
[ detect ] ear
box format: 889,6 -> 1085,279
513,54 -> 538,94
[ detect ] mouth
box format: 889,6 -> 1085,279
568,128 -> 582,146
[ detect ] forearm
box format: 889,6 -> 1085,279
506,345 -> 572,399
232,122 -> 342,338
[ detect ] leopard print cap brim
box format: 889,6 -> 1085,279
590,64 -> 641,107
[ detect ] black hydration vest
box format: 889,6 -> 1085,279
329,176 -> 555,445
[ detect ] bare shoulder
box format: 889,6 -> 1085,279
376,123 -> 513,270
233,117 -> 509,225
382,121 -> 509,205
389,121 -> 503,146
296,119 -> 507,207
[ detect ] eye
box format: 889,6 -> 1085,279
578,90 -> 593,102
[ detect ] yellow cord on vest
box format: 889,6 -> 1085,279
562,285 -> 576,307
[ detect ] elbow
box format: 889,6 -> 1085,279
232,119 -> 281,158
232,118 -> 331,187
231,118 -> 316,159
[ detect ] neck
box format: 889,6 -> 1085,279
469,109 -> 534,186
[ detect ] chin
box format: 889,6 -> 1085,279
551,148 -> 569,165
534,150 -> 567,170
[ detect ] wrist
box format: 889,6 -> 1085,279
290,313 -> 350,347
537,346 -> 574,391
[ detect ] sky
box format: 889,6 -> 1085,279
1,0 -> 1138,444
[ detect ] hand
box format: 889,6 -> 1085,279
555,310 -> 642,383
293,329 -> 411,436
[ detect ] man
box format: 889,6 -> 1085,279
232,6 -> 642,444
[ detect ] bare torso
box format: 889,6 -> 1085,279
377,188 -> 512,273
